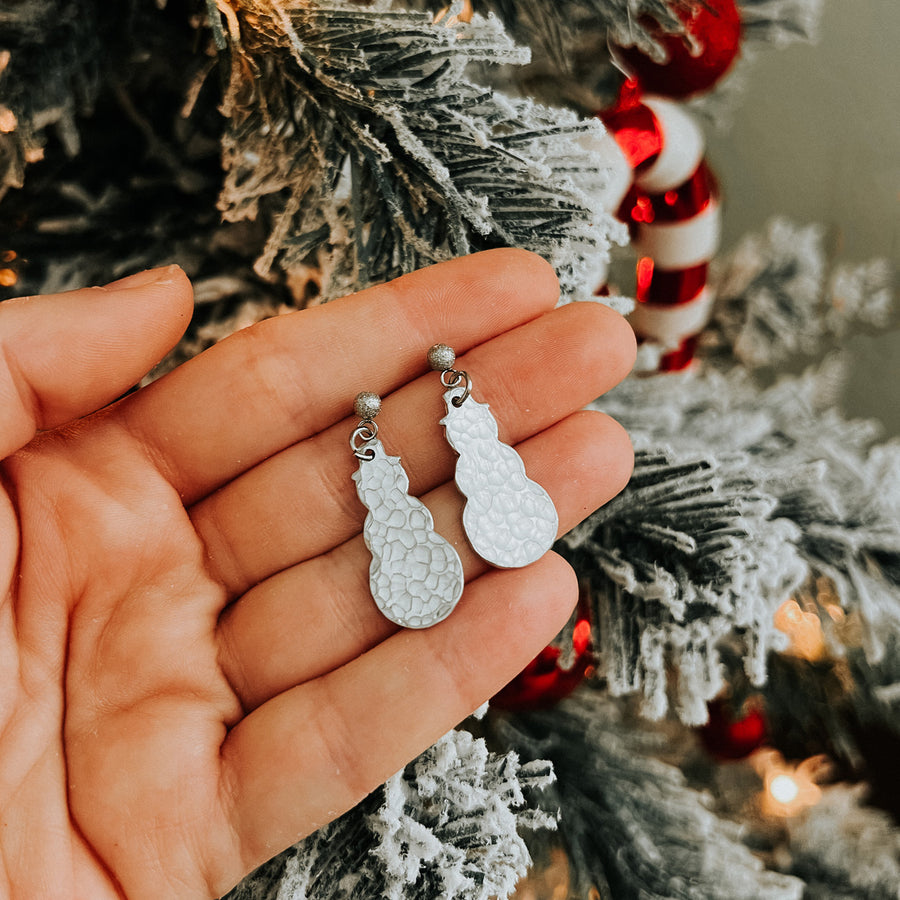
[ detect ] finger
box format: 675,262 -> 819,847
117,249 -> 560,505
194,300 -> 636,596
218,551 -> 578,888
217,410 -> 633,711
0,267 -> 192,458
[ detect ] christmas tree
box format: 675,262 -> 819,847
1,1 -> 898,897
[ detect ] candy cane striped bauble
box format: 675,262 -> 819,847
600,82 -> 721,371
610,0 -> 742,99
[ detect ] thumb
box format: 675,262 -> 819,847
0,265 -> 193,458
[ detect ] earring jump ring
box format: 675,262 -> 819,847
351,421 -> 379,460
441,368 -> 472,407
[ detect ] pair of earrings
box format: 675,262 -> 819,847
350,343 -> 558,630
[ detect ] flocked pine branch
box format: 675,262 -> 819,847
403,0 -> 687,109
737,0 -> 822,47
789,434 -> 900,664
563,446 -> 805,724
704,218 -> 896,369
467,0 -> 821,67
573,339 -> 900,724
785,784 -> 900,899
469,0 -> 684,67
493,693 -> 805,900
445,0 -> 822,116
2,0 -> 631,310
214,0 -> 627,304
0,0 -> 263,308
0,0 -> 105,198
224,726 -> 555,900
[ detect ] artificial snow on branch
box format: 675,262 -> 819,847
737,0 -> 822,48
214,0 -> 626,303
224,727 -> 555,900
786,783 -> 900,899
0,0 -> 246,302
571,241 -> 897,718
705,218 -> 895,369
494,693 -> 806,899
452,0 -> 823,118
564,445 -> 805,723
468,0 -> 684,67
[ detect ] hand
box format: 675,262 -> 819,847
0,250 -> 634,898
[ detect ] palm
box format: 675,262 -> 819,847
0,251 -> 634,899
3,431 -> 236,896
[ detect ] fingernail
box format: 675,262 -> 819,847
101,265 -> 183,291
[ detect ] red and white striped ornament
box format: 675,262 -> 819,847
600,80 -> 722,371
610,0 -> 742,100
594,0 -> 742,370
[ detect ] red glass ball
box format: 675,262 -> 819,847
611,0 -> 742,98
699,698 -> 768,760
492,617 -> 593,711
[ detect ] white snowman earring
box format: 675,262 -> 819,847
350,390 -> 464,629
426,344 -> 558,569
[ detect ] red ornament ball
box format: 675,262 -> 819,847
699,697 -> 768,760
611,0 -> 742,98
492,616 -> 593,711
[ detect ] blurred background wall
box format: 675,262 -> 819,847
705,0 -> 899,432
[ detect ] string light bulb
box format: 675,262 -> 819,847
753,749 -> 830,818
769,774 -> 800,805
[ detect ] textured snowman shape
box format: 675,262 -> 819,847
440,387 -> 558,568
353,438 -> 464,628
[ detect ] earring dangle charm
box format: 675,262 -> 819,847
350,391 -> 464,629
427,344 -> 558,569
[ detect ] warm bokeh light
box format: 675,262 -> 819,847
630,196 -> 655,224
512,847 -> 570,900
774,598 -> 826,661
0,107 -> 18,134
0,269 -> 18,287
753,748 -> 829,818
769,773 -> 799,804
635,255 -> 654,300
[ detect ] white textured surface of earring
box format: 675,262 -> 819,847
350,391 -> 464,629
427,344 -> 558,569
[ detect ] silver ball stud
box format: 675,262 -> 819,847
353,391 -> 382,420
427,343 -> 456,372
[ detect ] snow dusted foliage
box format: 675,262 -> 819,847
494,693 -> 805,899
705,218 -> 895,369
224,727 -> 555,900
786,784 -> 900,899
418,0 -> 821,77
737,0 -> 822,48
214,0 -> 626,304
571,304 -> 899,722
797,436 -> 900,664
444,0 -> 823,118
367,730 -> 555,899
564,443 -> 806,724
479,0 -> 684,66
